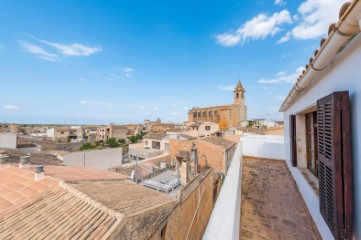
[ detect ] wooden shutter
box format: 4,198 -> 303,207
289,115 -> 297,167
317,91 -> 353,239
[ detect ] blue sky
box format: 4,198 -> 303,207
0,0 -> 344,124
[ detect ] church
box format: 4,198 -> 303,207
188,80 -> 247,130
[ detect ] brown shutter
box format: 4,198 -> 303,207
317,91 -> 353,239
289,115 -> 297,167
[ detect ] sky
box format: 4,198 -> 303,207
0,0 -> 345,124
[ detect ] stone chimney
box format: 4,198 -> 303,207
19,156 -> 30,169
34,165 -> 45,181
0,155 -> 10,168
176,151 -> 191,185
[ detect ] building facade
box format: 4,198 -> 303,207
280,3 -> 361,239
188,80 -> 247,130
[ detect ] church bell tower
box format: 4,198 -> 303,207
234,80 -> 245,106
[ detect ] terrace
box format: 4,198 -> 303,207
204,135 -> 324,240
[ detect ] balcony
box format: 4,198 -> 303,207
204,135 -> 327,240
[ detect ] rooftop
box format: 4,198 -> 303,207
143,132 -> 167,140
0,166 -> 58,216
200,136 -> 235,150
69,180 -> 176,216
43,166 -> 129,181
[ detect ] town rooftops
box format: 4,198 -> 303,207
0,165 -> 177,239
200,136 -> 235,150
143,132 -> 167,140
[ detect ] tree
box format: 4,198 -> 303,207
105,138 -> 120,148
79,142 -> 96,151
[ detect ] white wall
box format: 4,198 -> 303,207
283,34 -> 361,239
203,139 -> 242,240
240,135 -> 285,160
0,133 -> 17,149
63,147 -> 123,170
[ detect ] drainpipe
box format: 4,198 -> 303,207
280,0 -> 361,111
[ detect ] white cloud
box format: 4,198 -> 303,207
275,0 -> 286,6
170,112 -> 179,116
215,10 -> 292,46
257,66 -> 304,84
277,32 -> 292,44
18,41 -> 61,62
278,0 -> 344,42
40,40 -> 102,56
145,112 -> 152,115
19,36 -> 101,61
154,107 -> 160,111
4,105 -> 19,110
80,100 -> 87,104
120,67 -> 134,78
218,85 -> 235,91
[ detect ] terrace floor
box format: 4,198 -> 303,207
240,157 -> 321,240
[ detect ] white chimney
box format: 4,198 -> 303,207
34,165 -> 45,181
19,156 -> 30,169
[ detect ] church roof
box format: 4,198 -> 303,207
234,80 -> 244,91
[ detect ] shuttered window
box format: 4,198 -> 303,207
317,91 -> 353,239
289,115 -> 297,167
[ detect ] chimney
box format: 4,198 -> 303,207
176,151 -> 190,185
34,165 -> 44,181
19,156 -> 30,169
0,155 -> 10,168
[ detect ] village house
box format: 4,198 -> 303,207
188,80 -> 247,130
185,121 -> 220,138
204,2 -> 361,240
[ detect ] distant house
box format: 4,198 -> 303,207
252,119 -> 278,129
186,121 -> 220,138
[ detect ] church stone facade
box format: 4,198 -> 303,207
188,80 -> 247,130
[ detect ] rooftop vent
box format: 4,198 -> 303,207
34,165 -> 44,181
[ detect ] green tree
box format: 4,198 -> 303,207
105,138 -> 120,148
79,142 -> 96,151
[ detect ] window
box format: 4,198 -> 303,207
152,141 -> 161,150
236,93 -> 239,99
306,112 -> 318,177
145,140 -> 148,145
317,91 -> 352,239
289,115 -> 297,167
205,126 -> 210,131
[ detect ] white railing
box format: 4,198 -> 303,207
203,140 -> 243,240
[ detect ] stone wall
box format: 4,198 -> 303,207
169,139 -> 195,160
115,201 -> 177,240
150,169 -> 214,240
197,140 -> 225,173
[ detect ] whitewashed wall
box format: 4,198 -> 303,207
240,135 -> 285,160
283,34 -> 361,239
63,147 -> 123,170
0,133 -> 17,149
